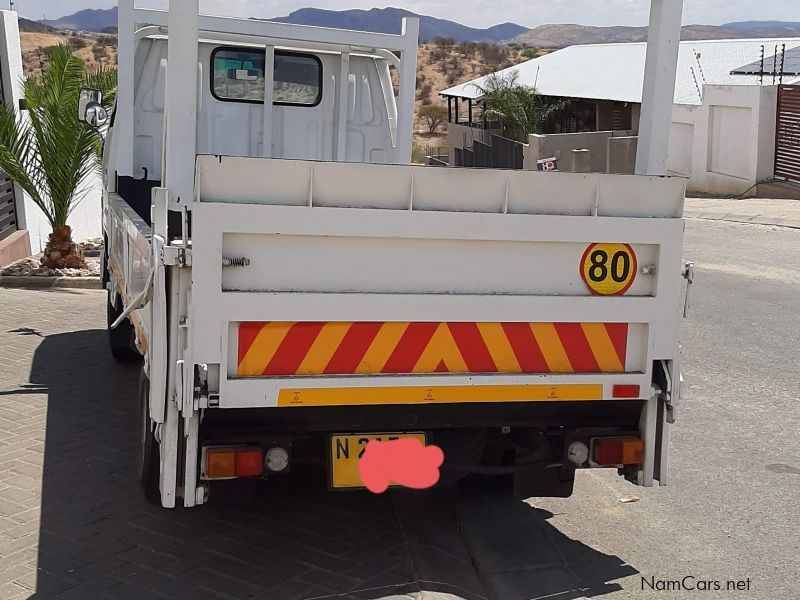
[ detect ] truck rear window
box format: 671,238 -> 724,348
211,48 -> 322,106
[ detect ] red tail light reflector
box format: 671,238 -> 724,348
235,449 -> 264,477
612,385 -> 640,399
593,437 -> 644,466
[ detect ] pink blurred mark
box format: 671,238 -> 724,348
358,438 -> 444,494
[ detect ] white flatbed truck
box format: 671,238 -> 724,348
90,0 -> 689,508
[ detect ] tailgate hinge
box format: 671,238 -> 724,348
161,245 -> 192,267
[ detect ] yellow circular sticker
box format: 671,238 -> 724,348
580,243 -> 637,296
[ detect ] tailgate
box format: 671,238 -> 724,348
189,156 -> 685,410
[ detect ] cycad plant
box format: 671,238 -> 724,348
0,44 -> 116,269
475,70 -> 565,142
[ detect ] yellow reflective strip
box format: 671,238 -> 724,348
238,322 -> 294,376
476,323 -> 522,373
278,384 -> 604,407
356,322 -> 409,374
296,322 -> 352,375
413,323 -> 468,373
581,323 -> 624,372
530,323 -> 573,373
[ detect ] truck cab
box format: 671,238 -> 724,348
105,26 -> 409,228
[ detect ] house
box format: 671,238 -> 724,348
440,38 -> 800,196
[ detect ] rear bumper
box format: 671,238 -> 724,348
198,400 -> 647,499
200,400 -> 645,436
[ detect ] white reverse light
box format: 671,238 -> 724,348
265,447 -> 290,472
567,442 -> 589,466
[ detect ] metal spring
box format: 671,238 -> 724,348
222,257 -> 250,267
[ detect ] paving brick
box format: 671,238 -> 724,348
1,286 -> 624,600
0,288 -> 435,599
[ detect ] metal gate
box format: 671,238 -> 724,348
775,85 -> 800,183
0,55 -> 18,242
0,173 -> 17,242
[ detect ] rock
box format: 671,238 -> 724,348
1,255 -> 101,278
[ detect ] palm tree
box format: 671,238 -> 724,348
474,70 -> 564,142
0,44 -> 116,269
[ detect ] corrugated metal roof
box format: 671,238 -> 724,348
440,38 -> 800,106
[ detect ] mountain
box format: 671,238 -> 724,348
512,23 -> 800,48
39,7 -> 800,46
268,8 -> 527,43
724,21 -> 800,31
19,17 -> 55,33
42,7 -> 117,32
40,5 -> 525,42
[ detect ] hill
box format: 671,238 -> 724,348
268,8 -> 527,43
42,7 -> 117,32
41,5 -> 526,42
512,22 -> 800,48
35,9 -> 800,46
19,18 -> 56,33
724,21 -> 800,31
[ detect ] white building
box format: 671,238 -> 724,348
441,38 -> 800,196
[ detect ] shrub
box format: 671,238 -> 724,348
419,104 -> 448,134
0,45 -> 116,268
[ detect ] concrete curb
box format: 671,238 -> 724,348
685,211 -> 800,230
0,276 -> 102,290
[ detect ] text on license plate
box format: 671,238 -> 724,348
329,433 -> 426,489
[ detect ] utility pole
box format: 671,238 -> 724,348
635,0 -> 684,176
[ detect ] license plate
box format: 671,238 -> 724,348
329,433 -> 426,489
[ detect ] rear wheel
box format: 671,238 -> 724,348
137,369 -> 161,505
107,288 -> 140,362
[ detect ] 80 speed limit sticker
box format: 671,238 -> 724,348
580,243 -> 637,296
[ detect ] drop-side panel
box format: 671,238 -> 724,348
196,155 -> 686,218
189,158 -> 685,415
221,233 -> 658,296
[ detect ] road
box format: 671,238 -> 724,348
533,218 -> 800,599
0,218 -> 798,599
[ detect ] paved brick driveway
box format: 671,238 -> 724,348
0,287 -> 633,600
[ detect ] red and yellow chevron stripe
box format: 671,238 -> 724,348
237,322 -> 629,377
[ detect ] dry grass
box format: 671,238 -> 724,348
412,42 -> 529,157
20,32 -> 118,78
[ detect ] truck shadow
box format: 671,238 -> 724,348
28,329 -> 637,599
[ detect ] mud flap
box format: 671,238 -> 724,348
514,464 -> 576,500
653,397 -> 670,485
653,359 -> 680,486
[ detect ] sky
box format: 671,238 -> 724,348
16,0 -> 800,30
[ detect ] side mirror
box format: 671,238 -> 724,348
78,88 -> 108,128
85,103 -> 109,128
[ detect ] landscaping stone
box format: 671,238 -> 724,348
1,255 -> 100,278
0,254 -> 102,289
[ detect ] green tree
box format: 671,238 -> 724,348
0,44 -> 116,268
419,104 -> 448,135
475,70 -> 564,141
